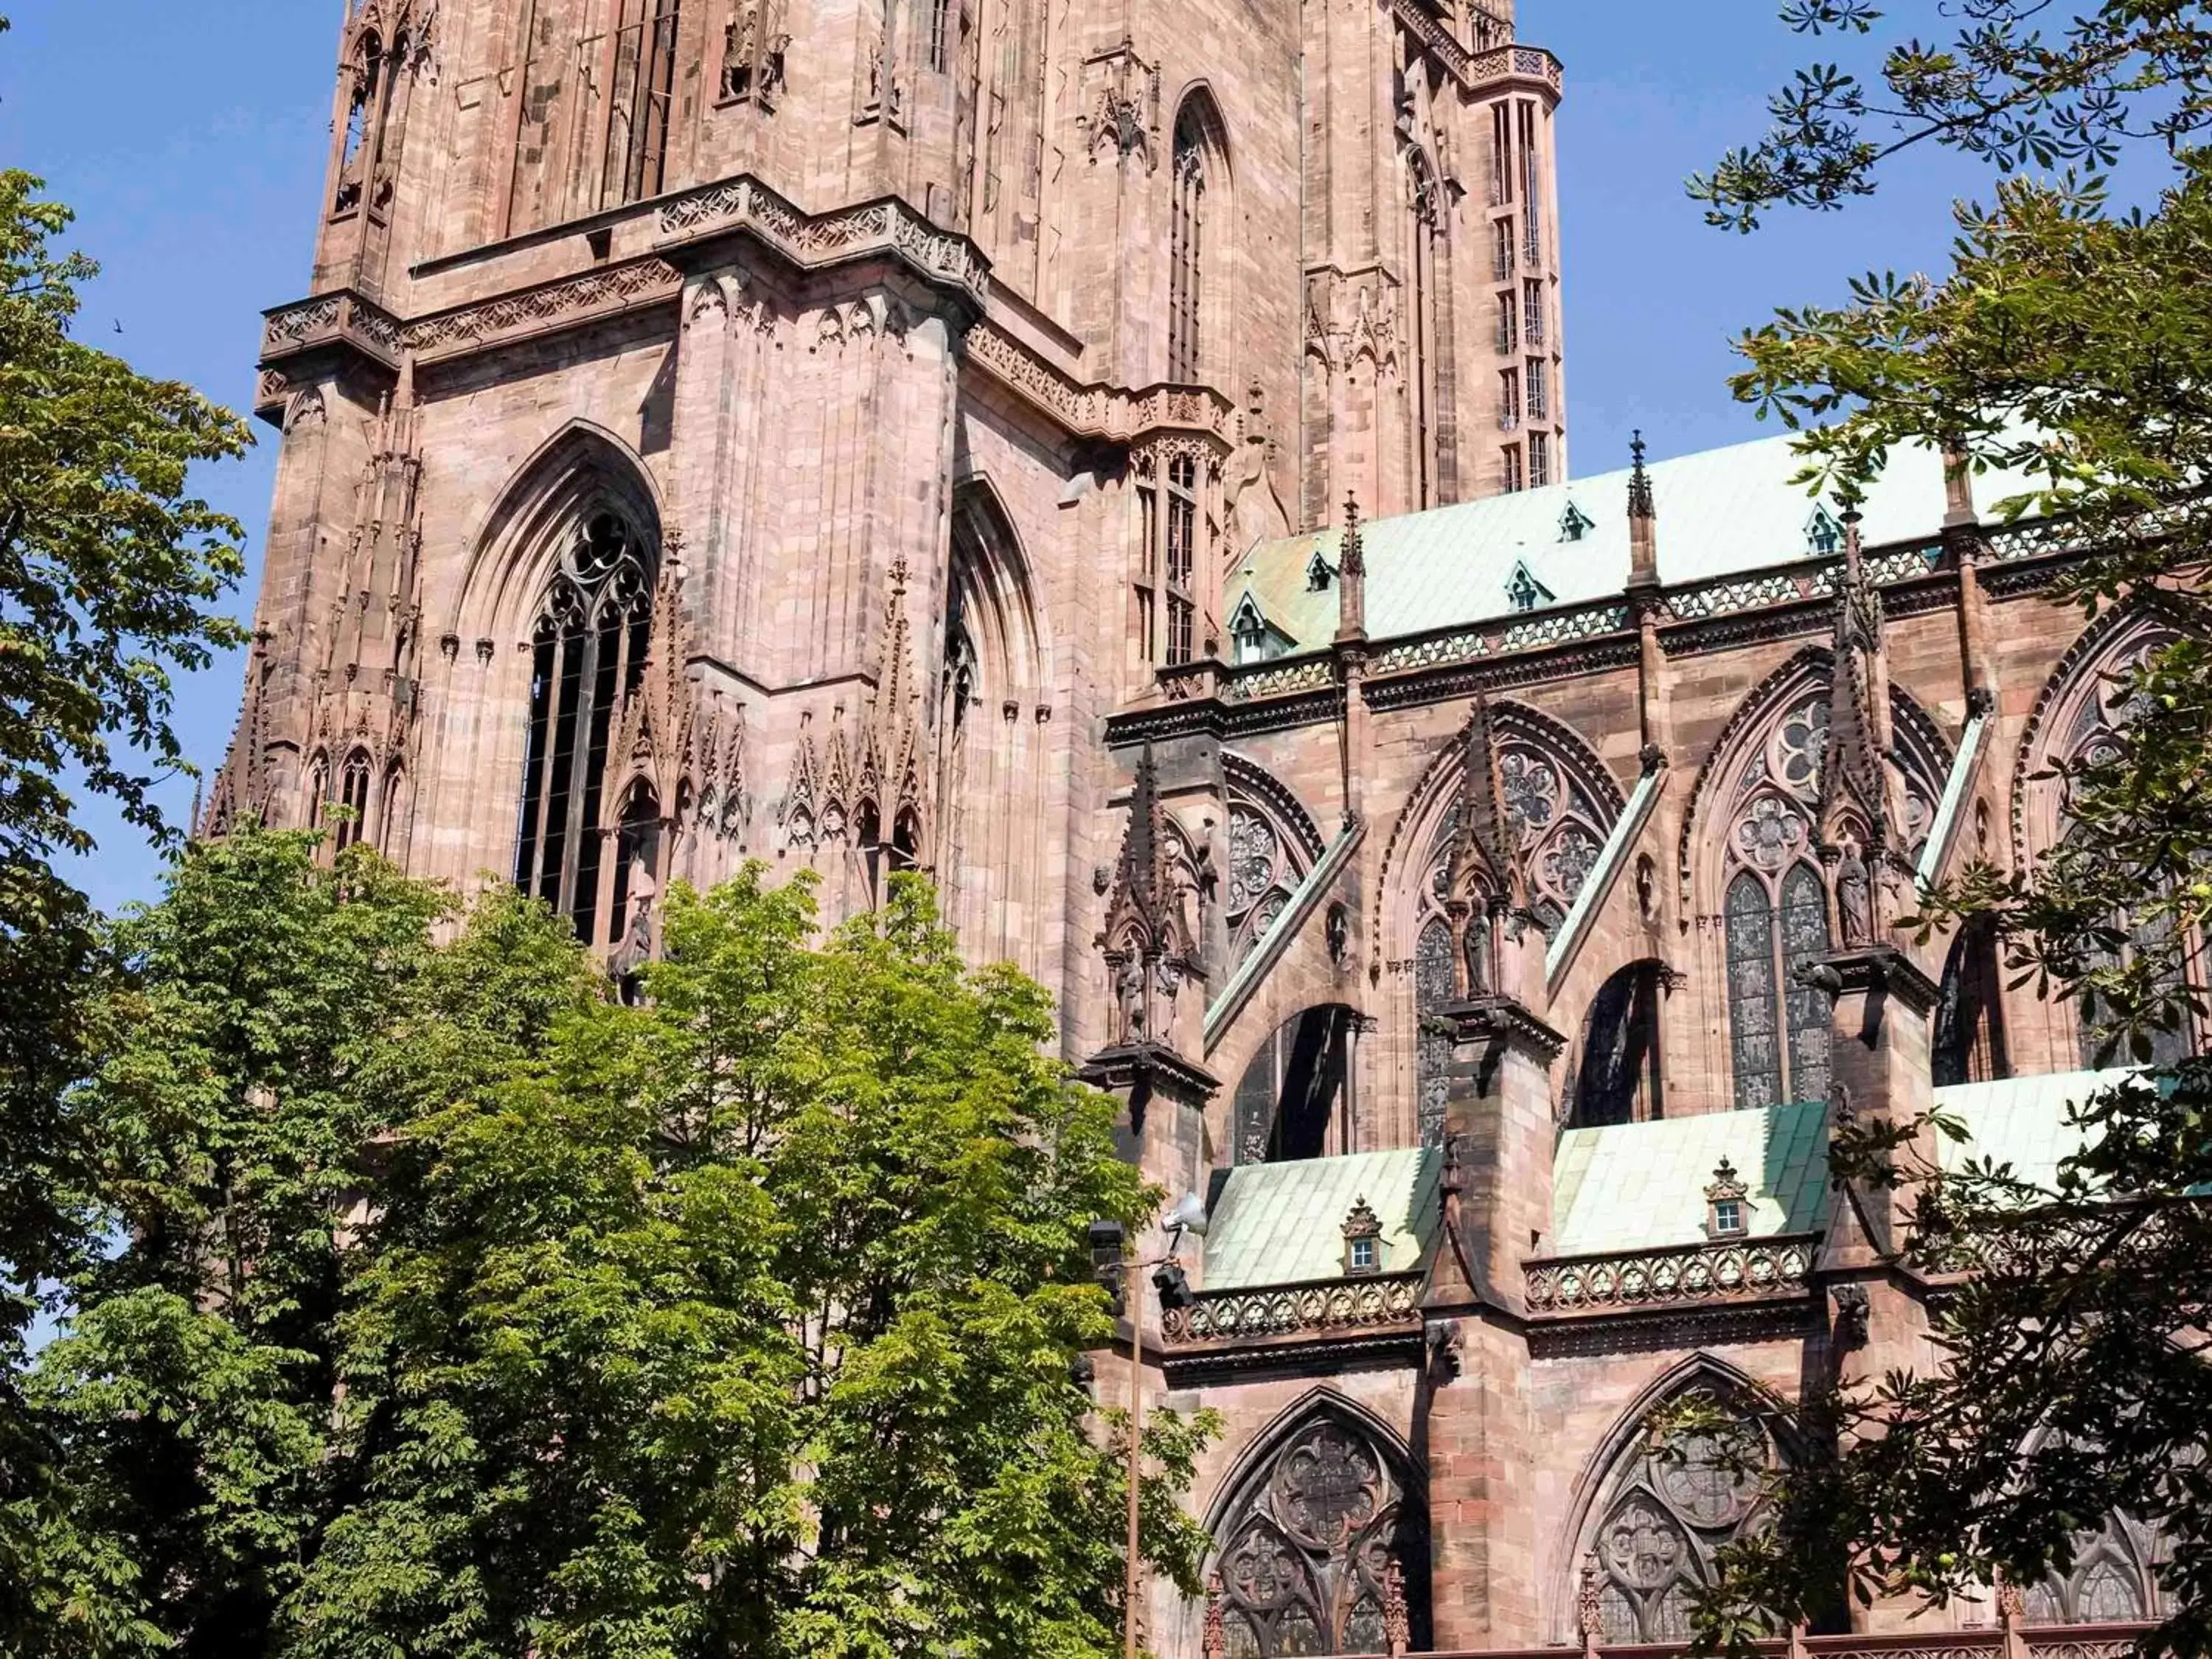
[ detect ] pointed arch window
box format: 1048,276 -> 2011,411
2040,630 -> 2205,1067
514,509 -> 655,947
335,750 -> 374,852
1164,454 -> 1200,666
1584,1387 -> 1782,1645
1213,1408 -> 1427,1656
1169,100 -> 1217,383
2023,1512 -> 2168,1624
606,0 -> 684,206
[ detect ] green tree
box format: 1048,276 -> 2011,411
0,150 -> 252,1651
13,835 -> 1210,1659
1669,4 -> 2212,1652
298,869 -> 1214,1659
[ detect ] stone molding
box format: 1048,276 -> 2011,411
963,319 -> 1236,451
1161,1270 -> 1422,1347
653,175 -> 990,309
1077,1040 -> 1220,1106
1797,944 -> 1944,1017
404,257 -> 683,364
1417,1624 -> 2151,1659
1524,1234 -> 1819,1317
1436,993 -> 1567,1064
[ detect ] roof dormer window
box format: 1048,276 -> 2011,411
1306,549 -> 1335,592
1705,1157 -> 1750,1239
1559,501 -> 1595,543
1506,560 -> 1554,614
1805,505 -> 1843,558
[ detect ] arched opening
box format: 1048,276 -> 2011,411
1405,143 -> 1451,507
1573,961 -> 1665,1127
512,505 -> 658,948
1168,92 -> 1226,383
1232,1004 -> 1357,1164
1933,916 -> 2009,1087
1572,1371 -> 1820,1644
335,749 -> 374,852
1208,1399 -> 1428,1657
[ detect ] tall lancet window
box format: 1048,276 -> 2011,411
608,0 -> 684,206
514,510 -> 655,947
1168,97 -> 1219,383
1164,453 -> 1199,665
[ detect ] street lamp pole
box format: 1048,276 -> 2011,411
1095,1194 -> 1206,1659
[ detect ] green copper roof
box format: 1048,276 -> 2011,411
1551,1099 -> 1832,1255
1935,1068 -> 2136,1187
1230,430 -> 2042,655
1200,1147 -> 1440,1290
1192,1071 -> 2138,1293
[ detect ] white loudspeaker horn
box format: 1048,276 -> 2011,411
1164,1190 -> 1209,1238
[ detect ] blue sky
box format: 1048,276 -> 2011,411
1,1 -> 1994,916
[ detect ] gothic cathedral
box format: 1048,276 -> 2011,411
211,1 -> 2185,1653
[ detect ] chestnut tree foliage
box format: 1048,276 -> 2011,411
5,831 -> 1212,1659
0,154 -> 251,1650
1675,3 -> 2212,1653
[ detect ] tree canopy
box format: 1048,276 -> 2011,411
1677,3 -> 2212,1653
6,832 -> 1211,1659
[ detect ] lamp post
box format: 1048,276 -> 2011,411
1093,1194 -> 1207,1659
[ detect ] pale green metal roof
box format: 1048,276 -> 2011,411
1194,1071 -> 2137,1292
1200,1148 -> 1440,1290
1935,1068 -> 2136,1187
1551,1099 -> 1832,1255
1230,431 -> 2042,653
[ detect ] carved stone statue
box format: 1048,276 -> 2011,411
1114,951 -> 1147,1046
1835,841 -> 1874,947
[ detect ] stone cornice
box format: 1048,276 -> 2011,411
1436,993 -> 1566,1062
962,319 -> 1236,453
1077,1041 -> 1220,1105
1798,945 -> 1944,1017
653,175 -> 990,310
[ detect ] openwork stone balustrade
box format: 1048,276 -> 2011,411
1161,1272 -> 1423,1346
1523,1234 -> 1817,1315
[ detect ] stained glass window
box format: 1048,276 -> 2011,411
1214,1411 -> 1427,1658
2023,1512 -> 2166,1625
1725,873 -> 1781,1112
514,509 -> 655,947
1780,862 -> 1832,1104
1586,1391 -> 1775,1645
1413,917 -> 1455,1148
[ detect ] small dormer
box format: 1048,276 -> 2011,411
1805,504 -> 1844,558
1228,591 -> 1293,665
1704,1158 -> 1750,1239
1342,1195 -> 1383,1275
1559,501 -> 1596,543
1506,560 -> 1554,615
1306,548 -> 1335,592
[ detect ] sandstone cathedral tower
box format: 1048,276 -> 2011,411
212,2 -> 2185,1654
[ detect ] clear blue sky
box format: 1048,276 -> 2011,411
0,1 -> 1992,917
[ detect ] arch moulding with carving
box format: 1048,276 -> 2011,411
1547,1352 -> 1799,1645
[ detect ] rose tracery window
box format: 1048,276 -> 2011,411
1586,1392 -> 1778,1645
1225,773 -> 1324,965
1215,1411 -> 1427,1658
513,509 -> 656,950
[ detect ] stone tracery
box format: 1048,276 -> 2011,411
1577,1381 -> 1782,1644
1212,1403 -> 1427,1658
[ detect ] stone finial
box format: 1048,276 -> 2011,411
1335,493 -> 1368,644
1382,1558 -> 1411,1657
1627,431 -> 1658,591
1705,1157 -> 1748,1203
1203,1571 -> 1227,1659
